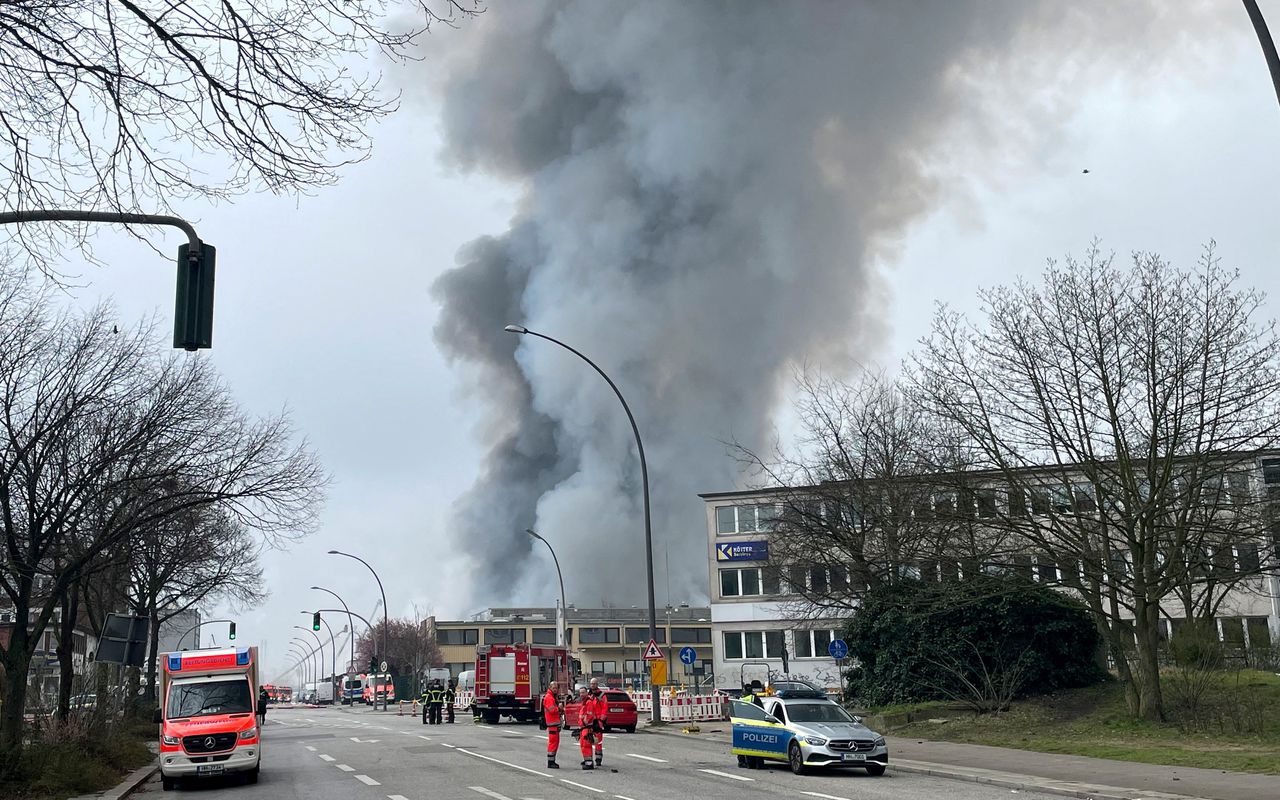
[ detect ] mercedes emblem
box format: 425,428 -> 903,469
204,736 -> 216,749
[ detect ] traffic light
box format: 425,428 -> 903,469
173,241 -> 216,350
228,622 -> 237,641
312,612 -> 321,631
369,657 -> 377,673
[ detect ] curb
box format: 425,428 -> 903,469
639,726 -> 1211,800
68,761 -> 158,800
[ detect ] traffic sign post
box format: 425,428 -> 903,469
642,639 -> 664,661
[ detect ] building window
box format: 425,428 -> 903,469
531,628 -> 558,645
579,627 -> 620,644
723,630 -> 785,660
590,661 -> 618,675
715,504 -> 779,534
438,628 -> 478,646
671,627 -> 711,644
1029,490 -> 1051,516
1262,458 -> 1280,485
1034,557 -> 1060,584
720,567 -> 784,598
976,489 -> 998,518
484,628 -> 526,645
623,659 -> 645,674
624,628 -> 665,644
794,630 -> 836,659
762,566 -> 783,595
1073,483 -> 1097,514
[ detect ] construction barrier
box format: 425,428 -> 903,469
629,691 -> 727,721
454,689 -> 474,709
397,700 -> 420,716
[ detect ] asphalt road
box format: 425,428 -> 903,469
133,706 -> 1064,800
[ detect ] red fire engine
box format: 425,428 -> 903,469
473,643 -> 575,724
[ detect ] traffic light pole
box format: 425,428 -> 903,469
173,618 -> 237,650
0,209 -> 216,350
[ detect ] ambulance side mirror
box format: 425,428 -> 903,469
153,708 -> 162,724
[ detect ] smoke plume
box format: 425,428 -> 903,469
428,1 -> 1222,607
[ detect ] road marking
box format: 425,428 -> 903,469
502,729 -> 525,736
625,753 -> 666,763
418,735 -> 432,740
615,796 -> 637,800
698,768 -> 754,782
304,746 -> 316,752
388,796 -> 411,800
336,764 -> 355,772
802,793 -> 851,800
441,742 -> 457,748
400,731 -> 413,736
559,779 -> 604,793
355,775 -> 381,786
454,747 -> 548,778
318,754 -> 335,762
469,788 -> 513,800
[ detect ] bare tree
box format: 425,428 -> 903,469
0,0 -> 482,265
0,266 -> 326,763
355,616 -> 441,677
732,368 -> 1015,619
910,242 -> 1280,722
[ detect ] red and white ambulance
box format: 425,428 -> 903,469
155,646 -> 263,790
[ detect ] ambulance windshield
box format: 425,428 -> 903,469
167,678 -> 253,718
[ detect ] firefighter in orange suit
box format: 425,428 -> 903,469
542,681 -> 562,769
576,687 -> 597,770
588,678 -> 607,766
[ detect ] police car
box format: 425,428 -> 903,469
730,686 -> 888,776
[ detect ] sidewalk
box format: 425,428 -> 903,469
642,723 -> 1276,800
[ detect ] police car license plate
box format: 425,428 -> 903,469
841,753 -> 866,762
610,707 -> 624,712
196,764 -> 224,775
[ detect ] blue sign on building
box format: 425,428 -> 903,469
715,541 -> 769,562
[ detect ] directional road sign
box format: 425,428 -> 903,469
678,646 -> 697,665
828,639 -> 849,660
642,639 -> 664,660
379,660 -> 389,673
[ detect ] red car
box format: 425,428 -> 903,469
564,690 -> 638,733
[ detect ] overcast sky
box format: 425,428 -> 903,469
40,1 -> 1280,683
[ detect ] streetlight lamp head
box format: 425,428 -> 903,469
504,324 -> 528,334
326,550 -> 340,555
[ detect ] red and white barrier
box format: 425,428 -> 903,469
627,691 -> 726,721
454,689 -> 474,709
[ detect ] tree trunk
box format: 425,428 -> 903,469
0,633 -> 34,775
55,578 -> 82,721
1131,598 -> 1165,721
143,606 -> 160,704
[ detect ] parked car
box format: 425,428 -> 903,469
730,692 -> 888,776
564,690 -> 638,734
69,693 -> 97,711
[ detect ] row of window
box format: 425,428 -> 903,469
715,469 -> 1279,533
436,626 -> 713,647
719,565 -> 858,598
721,629 -> 838,660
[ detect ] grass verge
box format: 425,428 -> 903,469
893,670 -> 1280,774
0,719 -> 154,800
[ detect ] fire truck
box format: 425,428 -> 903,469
473,643 -> 575,724
155,646 -> 262,790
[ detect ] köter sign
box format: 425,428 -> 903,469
715,541 -> 769,562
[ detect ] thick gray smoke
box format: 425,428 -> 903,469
428,1 -> 1220,607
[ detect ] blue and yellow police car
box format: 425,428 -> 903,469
729,687 -> 887,776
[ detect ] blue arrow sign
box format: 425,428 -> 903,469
828,639 -> 849,660
679,646 -> 697,665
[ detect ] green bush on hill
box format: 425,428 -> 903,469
844,577 -> 1106,709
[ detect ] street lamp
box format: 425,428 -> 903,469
172,618 -> 236,650
526,529 -> 569,649
288,642 -> 313,687
312,586 -> 357,674
505,324 -> 662,722
328,550 -> 390,709
294,626 -> 326,699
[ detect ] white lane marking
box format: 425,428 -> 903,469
802,793 -> 851,800
304,745 -> 316,752
318,754 -> 335,762
559,779 -> 604,793
625,753 -> 666,763
389,796 -> 411,800
400,731 -> 413,736
615,796 -> 636,800
502,730 -> 525,736
418,735 -> 432,740
698,768 -> 754,782
469,788 -> 513,800
441,742 -> 457,749
355,775 -> 381,786
454,747 -> 547,778
336,764 -> 355,772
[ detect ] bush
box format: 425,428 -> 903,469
844,577 -> 1106,710
1,719 -> 152,799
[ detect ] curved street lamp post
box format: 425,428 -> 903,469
505,324 -> 662,722
328,551 -> 390,709
311,586 -> 357,674
526,529 -> 568,649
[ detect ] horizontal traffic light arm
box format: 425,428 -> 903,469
0,210 -> 200,248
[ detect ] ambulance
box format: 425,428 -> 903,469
154,646 -> 263,790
